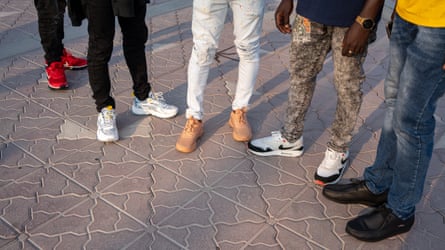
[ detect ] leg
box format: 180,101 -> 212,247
34,0 -> 65,64
341,15 -> 445,242
282,15 -> 331,142
247,16 -> 330,157
328,26 -> 366,152
230,0 -> 265,110
118,2 -> 150,101
227,0 -> 266,141
385,16 -> 445,219
186,0 -> 228,120
362,15 -> 409,194
85,0 -> 115,112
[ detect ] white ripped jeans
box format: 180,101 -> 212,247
186,0 -> 265,120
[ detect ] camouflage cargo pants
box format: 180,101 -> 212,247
281,15 -> 366,152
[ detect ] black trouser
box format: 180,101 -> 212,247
85,0 -> 150,112
34,0 -> 66,64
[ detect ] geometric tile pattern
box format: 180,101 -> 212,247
1,0 -> 444,249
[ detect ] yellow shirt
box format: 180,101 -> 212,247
396,0 -> 445,27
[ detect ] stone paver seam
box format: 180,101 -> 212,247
258,184 -> 333,249
0,146 -> 156,243
154,195 -> 214,249
120,232 -> 152,250
25,198 -> 90,236
153,157 -> 254,225
101,143 -> 205,188
26,194 -> 159,249
0,1 -> 33,35
423,181 -> 445,225
246,155 -> 310,184
94,165 -> 155,225
154,230 -> 187,249
0,147 -> 45,185
262,28 -> 291,70
148,9 -> 187,74
312,185 -> 349,248
153,187 -> 286,249
0,233 -> 26,250
94,161 -> 153,194
1,70 -> 195,183
210,184 -> 330,249
0,81 -> 98,152
0,212 -> 21,236
63,159 -> 158,228
83,198 -> 136,249
189,191 -> 268,249
198,156 -> 252,187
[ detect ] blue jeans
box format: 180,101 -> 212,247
186,0 -> 265,120
364,15 -> 445,219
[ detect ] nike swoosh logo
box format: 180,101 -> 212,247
278,145 -> 304,151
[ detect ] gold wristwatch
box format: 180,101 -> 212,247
355,16 -> 375,30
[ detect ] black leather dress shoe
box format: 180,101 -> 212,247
346,205 -> 414,242
322,178 -> 388,206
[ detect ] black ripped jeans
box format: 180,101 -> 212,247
34,0 -> 66,64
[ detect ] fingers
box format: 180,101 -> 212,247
342,47 -> 363,57
275,14 -> 292,34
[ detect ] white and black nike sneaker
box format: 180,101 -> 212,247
314,148 -> 349,186
248,131 -> 304,157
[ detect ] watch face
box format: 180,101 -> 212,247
363,19 -> 374,29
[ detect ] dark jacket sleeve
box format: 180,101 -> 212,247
67,0 -> 86,26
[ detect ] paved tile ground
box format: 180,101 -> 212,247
1,0 -> 444,249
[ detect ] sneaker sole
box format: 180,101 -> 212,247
346,221 -> 413,242
131,107 -> 177,119
247,148 -> 304,157
314,160 -> 349,186
175,143 -> 196,153
97,131 -> 119,142
44,63 -> 87,70
228,120 -> 252,142
48,84 -> 68,90
175,131 -> 204,153
64,65 -> 87,70
232,134 -> 251,142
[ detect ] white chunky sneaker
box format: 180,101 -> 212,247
131,92 -> 178,118
97,106 -> 118,142
248,131 -> 304,157
314,148 -> 349,186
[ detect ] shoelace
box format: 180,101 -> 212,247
184,119 -> 198,134
62,50 -> 77,63
322,150 -> 342,169
101,110 -> 115,128
271,131 -> 285,142
327,150 -> 340,160
234,110 -> 247,124
149,92 -> 170,108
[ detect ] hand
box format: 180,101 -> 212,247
342,22 -> 370,56
275,0 -> 294,34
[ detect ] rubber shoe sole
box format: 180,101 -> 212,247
314,159 -> 349,186
247,145 -> 304,157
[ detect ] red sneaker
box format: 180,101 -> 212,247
46,61 -> 68,90
61,48 -> 87,70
